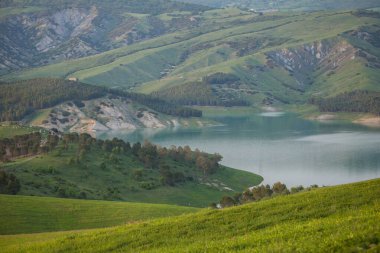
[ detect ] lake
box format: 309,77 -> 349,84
98,112 -> 380,187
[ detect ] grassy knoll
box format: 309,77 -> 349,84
1,137 -> 262,207
1,178 -> 379,252
0,194 -> 198,235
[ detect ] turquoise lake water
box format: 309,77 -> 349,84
98,112 -> 380,187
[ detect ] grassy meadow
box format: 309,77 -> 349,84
1,178 -> 378,252
0,194 -> 198,235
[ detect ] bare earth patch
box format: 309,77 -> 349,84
354,116 -> 380,128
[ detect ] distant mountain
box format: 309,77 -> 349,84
3,9 -> 379,112
177,0 -> 380,11
0,0 -> 209,74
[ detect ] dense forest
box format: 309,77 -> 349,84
310,90 -> 380,115
0,79 -> 106,121
0,78 -> 202,121
152,76 -> 249,107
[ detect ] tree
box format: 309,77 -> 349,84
0,170 -> 20,194
196,155 -> 210,176
220,196 -> 236,208
272,182 -> 289,195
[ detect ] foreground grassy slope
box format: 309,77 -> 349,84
2,179 -> 379,252
0,195 -> 198,235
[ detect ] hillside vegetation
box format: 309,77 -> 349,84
0,0 -> 209,74
0,194 -> 198,235
1,178 -> 379,252
0,78 -> 202,122
310,90 -> 380,115
0,132 -> 262,206
4,9 -> 380,113
178,0 -> 380,11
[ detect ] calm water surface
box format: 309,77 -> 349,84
98,113 -> 380,187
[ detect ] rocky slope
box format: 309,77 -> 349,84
31,98 -> 213,136
0,0 -> 208,74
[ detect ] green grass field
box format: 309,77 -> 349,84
1,178 -> 379,252
2,141 -> 263,207
0,194 -> 198,235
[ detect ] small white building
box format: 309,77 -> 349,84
68,77 -> 78,82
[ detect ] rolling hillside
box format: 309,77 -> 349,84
178,0 -> 380,11
3,9 -> 379,110
0,78 -> 207,133
0,194 -> 198,235
0,132 -> 263,207
1,178 -> 379,252
0,0 -> 209,74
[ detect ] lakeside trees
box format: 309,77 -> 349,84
310,90 -> 380,115
216,182 -> 319,208
0,132 -> 223,191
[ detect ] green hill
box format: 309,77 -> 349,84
1,178 -> 379,252
0,194 -> 198,235
178,0 -> 380,11
3,9 -> 379,112
0,132 -> 263,207
0,0 -> 209,74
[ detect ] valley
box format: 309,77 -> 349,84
0,0 -> 379,252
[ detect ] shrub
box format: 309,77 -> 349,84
0,170 -> 21,194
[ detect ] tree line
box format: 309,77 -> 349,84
310,90 -> 380,115
213,182 -> 319,209
1,132 -> 223,190
0,79 -> 106,121
0,78 -> 202,121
